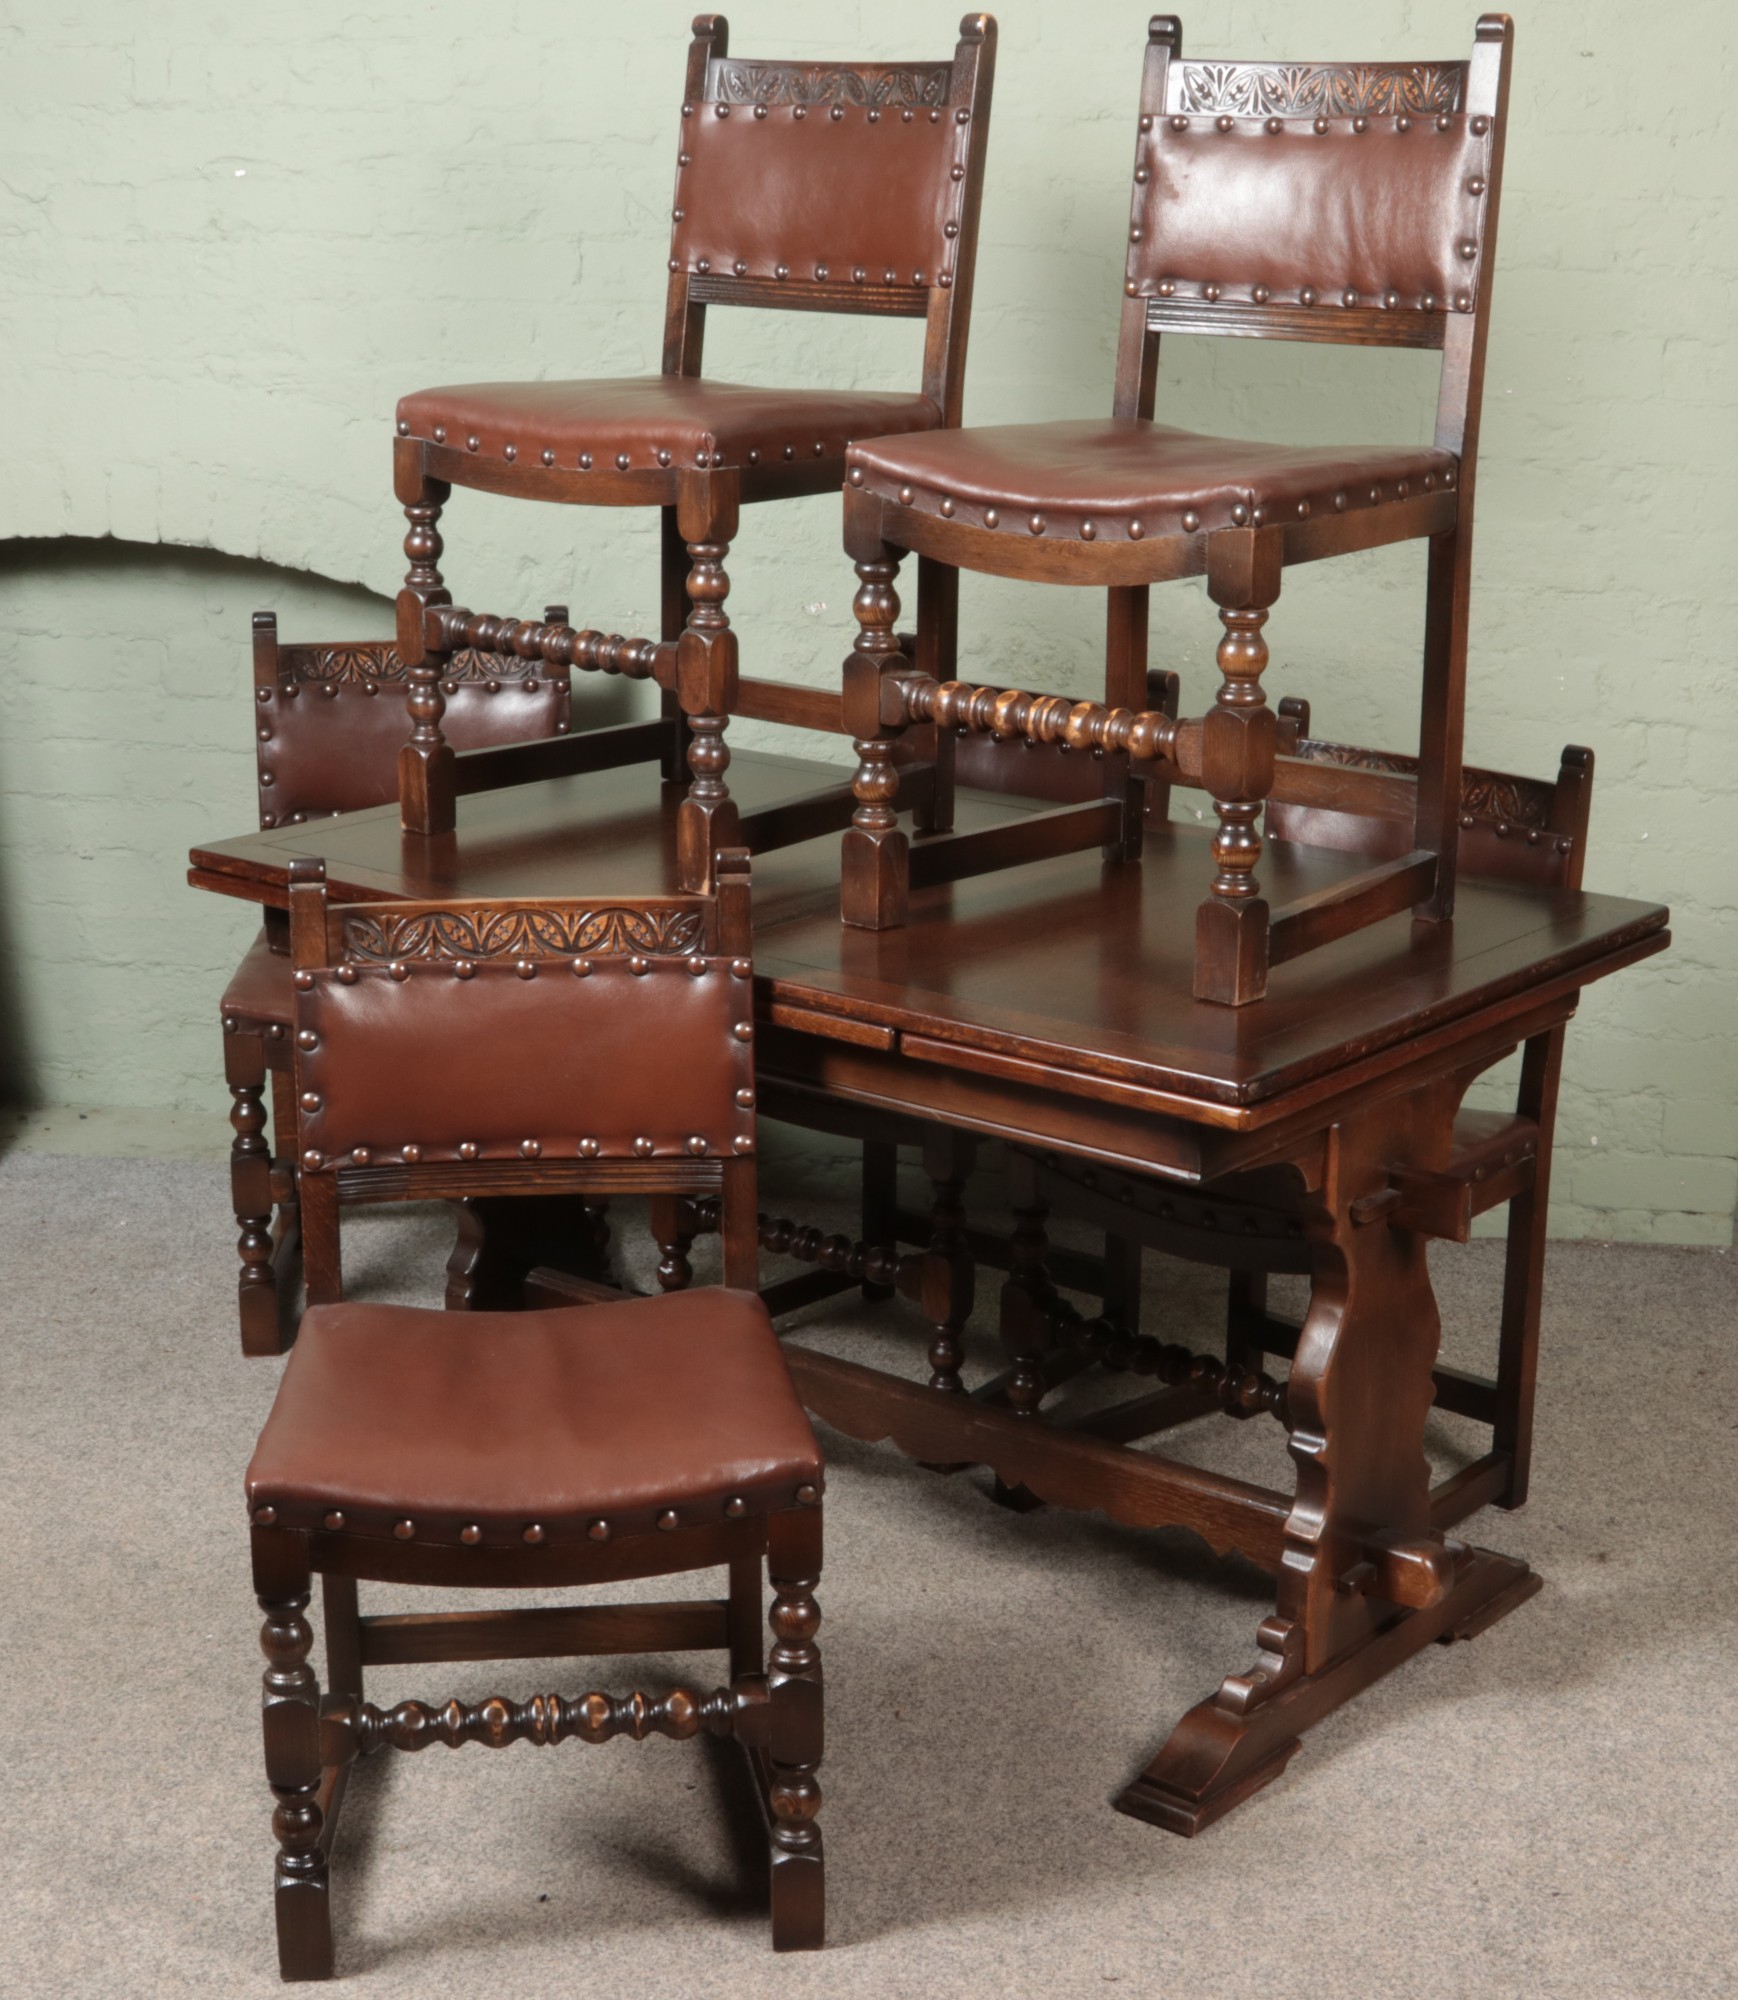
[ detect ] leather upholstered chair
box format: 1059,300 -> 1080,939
389,13 -> 998,893
1006,721 -> 1594,1521
221,612 -> 572,1356
246,849 -> 830,1973
836,15 -> 1515,1005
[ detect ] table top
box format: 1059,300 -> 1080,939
190,748 -> 1670,1119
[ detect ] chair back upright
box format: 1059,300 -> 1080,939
663,14 -> 998,425
288,849 -> 759,1286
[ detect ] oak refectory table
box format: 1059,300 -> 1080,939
190,747 -> 1669,1833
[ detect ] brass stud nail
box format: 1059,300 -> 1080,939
504,442 -> 516,460
433,425 -> 446,443
1125,280 -> 1138,296
633,1136 -> 654,1157
460,1524 -> 481,1544
388,959 -> 409,981
522,1524 -> 545,1544
1471,116 -> 1490,136
1455,293 -> 1471,312
868,108 -> 880,123
335,963 -> 357,985
950,164 -> 964,181
579,1137 -> 600,1158
724,1496 -> 747,1518
1203,283 -> 1221,302
783,443 -> 795,459
852,267 -> 865,284
956,108 -> 969,125
1458,240 -> 1477,261
730,957 -> 751,978
466,434 -> 479,451
658,1509 -> 680,1531
541,449 -> 555,466
454,959 -> 475,978
1180,510 -> 1199,533
1370,485 -> 1381,503
1128,518 -> 1145,539
792,107 -> 805,121
903,109 -> 913,123
796,1484 -> 819,1506
297,1029 -> 318,1049
1398,480 -> 1410,499
687,956 -> 709,976
1397,115 -> 1411,132
1334,491 -> 1346,511
1252,284 -> 1270,304
1468,177 -> 1486,196
733,1020 -> 753,1041
1135,166 -> 1149,184
1297,499 -> 1309,518
1301,286 -> 1317,306
393,1519 -> 415,1540
402,1144 -> 421,1163
715,104 -> 729,118
733,1134 -> 754,1155
1443,468 -> 1454,486
1342,288 -> 1357,307
775,263 -> 788,279
1157,279 -> 1175,296
352,1147 -> 372,1165
816,263 -> 828,279
1352,116 -> 1368,134
1169,115 -> 1186,131
1140,113 -> 1153,132
459,1141 -> 479,1160
1216,115 -> 1233,133
580,451 -> 593,469
1230,502 -> 1249,526
753,105 -> 766,120
1438,112 -> 1453,131
899,485 -> 913,505
938,273 -> 952,288
1251,504 -> 1264,526
1028,514 -> 1045,535
984,508 -> 999,527
1266,116 -> 1283,134
267,1023 -> 284,1039
688,1135 -> 709,1155
748,448 -> 759,464
293,969 -> 314,991
616,451 -> 631,469
940,496 -> 955,516
302,1149 -> 323,1170
397,419 -> 409,436
1383,290 -> 1399,309
657,447 -> 671,466
849,466 -> 863,485
733,258 -> 747,276
323,1511 -> 345,1531
254,1505 -> 277,1526
628,954 -> 650,975
830,106 -> 843,121
520,1138 -> 541,1158
299,1091 -> 321,1112
588,1518 -> 609,1541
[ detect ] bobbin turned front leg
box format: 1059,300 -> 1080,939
840,488 -> 910,929
253,1529 -> 334,1980
1195,526 -> 1282,1006
676,473 -> 742,892
765,1508 -> 824,1951
393,440 -> 455,837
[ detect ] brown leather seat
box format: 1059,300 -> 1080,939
848,418 -> 1458,541
248,1289 -> 822,1547
397,375 -> 942,476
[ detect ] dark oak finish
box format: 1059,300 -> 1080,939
837,14 -> 1516,1003
193,747 -> 1666,1838
389,12 -> 998,890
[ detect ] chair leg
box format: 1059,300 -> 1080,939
1492,1027 -> 1566,1509
860,1138 -> 899,1301
917,1129 -> 975,1394
253,1529 -> 333,1980
675,473 -> 742,892
728,1555 -> 763,1681
651,1193 -> 701,1292
840,492 -> 910,929
766,1509 -> 824,1952
394,447 -> 456,837
226,1027 -> 280,1358
321,1575 -> 364,1701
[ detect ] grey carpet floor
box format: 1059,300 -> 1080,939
2,1149 -> 1734,1999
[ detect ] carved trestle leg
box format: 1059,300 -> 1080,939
765,1508 -> 824,1951
1116,1089 -> 1541,1835
1194,526 -> 1282,1006
445,1195 -> 618,1310
675,473 -> 741,892
393,441 -> 455,837
226,1026 -> 279,1358
840,487 -> 909,929
254,1530 -> 333,1981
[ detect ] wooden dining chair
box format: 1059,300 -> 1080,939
390,12 -> 998,895
835,14 -> 1514,1005
245,847 -> 828,1975
221,613 -> 573,1355
1004,724 -> 1595,1520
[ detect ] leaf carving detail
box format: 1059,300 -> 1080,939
281,646 -> 542,688
340,906 -> 706,963
1176,62 -> 1465,116
712,61 -> 951,109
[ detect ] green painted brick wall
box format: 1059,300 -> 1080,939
0,1 -> 1733,1240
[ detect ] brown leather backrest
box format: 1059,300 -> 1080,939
1267,723 -> 1593,892
253,617 -> 570,829
664,14 -> 995,399
1122,21 -> 1508,355
291,882 -> 755,1171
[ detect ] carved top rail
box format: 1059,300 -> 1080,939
706,59 -> 956,109
329,898 -> 712,967
276,640 -> 550,690
1164,62 -> 1467,117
